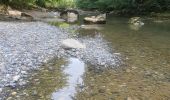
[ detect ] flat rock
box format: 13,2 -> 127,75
8,10 -> 22,17
84,14 -> 106,24
61,39 -> 86,49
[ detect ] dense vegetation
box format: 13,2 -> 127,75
0,0 -> 169,14
0,0 -> 76,9
76,0 -> 170,14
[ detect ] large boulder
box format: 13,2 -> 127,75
84,14 -> 106,24
7,9 -> 34,21
60,9 -> 79,23
61,39 -> 86,49
7,9 -> 22,17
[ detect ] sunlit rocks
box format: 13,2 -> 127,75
7,9 -> 22,17
61,39 -> 86,49
84,14 -> 106,24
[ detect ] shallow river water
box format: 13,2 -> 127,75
4,15 -> 170,100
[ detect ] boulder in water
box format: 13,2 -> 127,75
60,9 -> 79,23
128,17 -> 144,31
84,14 -> 106,24
129,17 -> 144,26
61,39 -> 86,49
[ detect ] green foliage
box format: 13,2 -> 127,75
0,0 -> 36,9
76,0 -> 170,13
0,0 -> 169,14
0,0 -> 76,9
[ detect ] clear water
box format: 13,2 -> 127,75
52,58 -> 85,100
9,16 -> 170,100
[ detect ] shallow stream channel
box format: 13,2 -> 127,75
0,13 -> 170,100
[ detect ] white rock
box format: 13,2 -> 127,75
8,10 -> 22,17
61,39 -> 86,49
13,75 -> 20,82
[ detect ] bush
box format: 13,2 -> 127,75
36,0 -> 76,8
0,0 -> 36,9
0,0 -> 76,9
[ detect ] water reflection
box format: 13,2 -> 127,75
52,58 -> 85,100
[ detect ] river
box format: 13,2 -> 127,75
3,15 -> 170,100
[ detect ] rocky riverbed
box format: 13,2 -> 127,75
0,21 -> 121,99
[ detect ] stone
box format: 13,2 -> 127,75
13,75 -> 20,82
129,17 -> 144,30
84,14 -> 106,24
7,10 -> 22,17
11,92 -> 17,96
61,39 -> 86,49
6,8 -> 34,21
21,12 -> 34,20
129,17 -> 144,26
127,97 -> 133,100
60,9 -> 79,23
